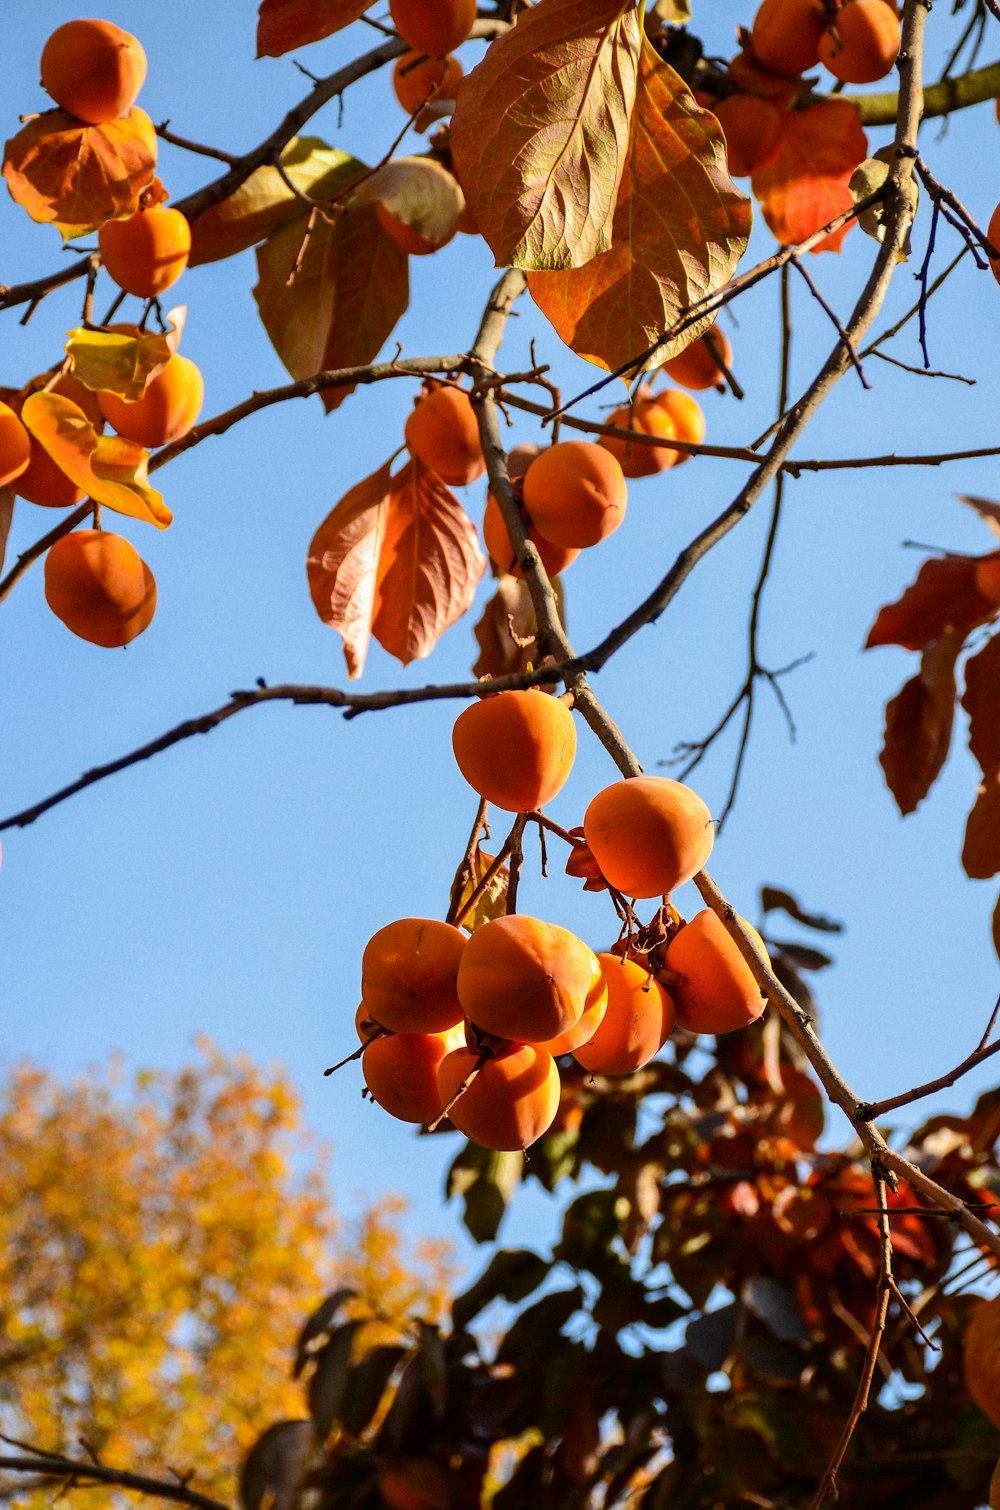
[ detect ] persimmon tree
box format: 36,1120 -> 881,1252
3,0 -> 1000,1507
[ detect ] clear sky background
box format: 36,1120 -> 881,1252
2,2 -> 999,1276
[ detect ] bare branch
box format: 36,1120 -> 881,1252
0,1450 -> 229,1510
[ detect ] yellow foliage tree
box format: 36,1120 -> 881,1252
0,1040 -> 453,1504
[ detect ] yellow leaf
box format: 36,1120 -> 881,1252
64,311 -> 185,401
20,391 -> 171,529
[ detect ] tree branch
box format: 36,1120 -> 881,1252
0,1451 -> 230,1510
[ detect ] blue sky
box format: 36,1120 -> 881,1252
2,2 -> 999,1274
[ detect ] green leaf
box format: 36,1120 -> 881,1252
445,1141 -> 523,1244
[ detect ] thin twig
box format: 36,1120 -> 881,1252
0,1452 -> 229,1510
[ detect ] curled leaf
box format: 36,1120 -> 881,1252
356,156 -> 465,250
963,762 -> 1000,880
257,0 -> 373,57
878,631 -> 962,816
964,633 -> 1000,776
751,99 -> 867,252
65,309 -> 186,400
865,555 -> 991,652
20,392 -> 170,529
3,107 -> 157,237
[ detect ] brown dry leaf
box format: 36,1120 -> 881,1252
20,392 -> 171,529
306,456 -> 486,677
257,0 -> 372,57
865,554 -> 990,652
963,633 -> 1000,775
993,895 -> 1000,967
254,201 -> 408,413
473,574 -> 545,680
527,36 -> 751,374
451,846 -> 510,934
878,631 -> 962,816
65,308 -> 186,401
3,107 -> 157,237
751,98 -> 867,252
356,157 -> 465,249
957,493 -> 1000,543
963,762 -> 1000,880
450,0 -> 639,270
188,140 -> 365,266
0,487 -> 13,574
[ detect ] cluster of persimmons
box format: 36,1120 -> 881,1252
347,685 -> 768,1153
1,19 -> 199,649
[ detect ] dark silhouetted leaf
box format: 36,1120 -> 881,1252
446,1141 -> 523,1244
294,1287 -> 357,1376
685,1302 -> 737,1371
254,199 -> 408,414
964,634 -> 1000,776
339,1343 -> 408,1437
452,1249 -> 550,1332
189,139 -> 365,265
527,37 -> 750,373
496,1287 -> 584,1369
257,0 -> 373,57
307,1319 -> 366,1435
963,762 -> 1000,880
239,1420 -> 316,1510
751,98 -> 866,251
451,0 -> 638,270
878,632 -> 962,815
760,886 -> 843,933
866,555 -> 988,652
766,940 -> 834,972
742,1277 -> 809,1343
3,108 -> 157,237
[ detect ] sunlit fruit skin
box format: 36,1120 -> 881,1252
663,328 -> 733,391
652,388 -> 706,464
40,19 -> 147,125
963,1295 -> 1000,1430
436,1043 -> 560,1150
583,775 -> 715,899
599,396 -> 677,478
521,441 -> 627,549
713,93 -> 784,176
663,909 -> 768,1035
392,51 -> 464,115
819,0 -> 901,84
456,913 -> 603,1045
389,0 -> 477,57
44,529 -> 156,648
404,384 -> 484,485
482,491 -> 579,579
751,0 -> 827,75
355,1003 -> 383,1043
360,917 -> 466,1034
974,551 -> 1000,605
99,206 -> 192,299
573,953 -> 675,1074
363,1028 -> 463,1124
452,688 -> 576,812
534,976 -> 608,1056
98,353 -> 204,449
0,401 -> 31,487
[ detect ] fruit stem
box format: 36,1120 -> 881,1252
323,1026 -> 386,1076
427,1048 -> 490,1132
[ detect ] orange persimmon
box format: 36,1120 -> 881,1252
599,395 -> 678,478
819,0 -> 901,84
573,954 -> 675,1074
404,383 -> 484,485
388,0 -> 477,57
583,776 -> 715,899
0,401 -> 31,488
663,327 -> 733,392
360,917 -> 466,1034
452,688 -> 576,813
98,353 -> 204,449
363,1027 -> 464,1124
751,0 -> 827,75
662,909 -> 768,1035
456,913 -> 605,1047
436,1043 -> 560,1150
40,18 -> 146,124
99,206 -> 192,299
392,51 -> 464,115
521,441 -> 627,548
481,491 -> 579,579
713,93 -> 784,176
44,529 -> 156,647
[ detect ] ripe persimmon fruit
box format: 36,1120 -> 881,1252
751,0 -> 827,76
392,51 -> 464,115
481,491 -> 579,579
404,383 -> 484,485
360,917 -> 466,1034
11,373 -> 106,509
452,688 -> 577,813
663,909 -> 768,1035
599,396 -> 678,479
363,1027 -> 464,1124
44,529 -> 156,647
583,776 -> 715,899
652,388 -> 706,463
573,954 -> 675,1075
388,0 -> 477,57
0,401 -> 31,488
436,1043 -> 560,1150
99,206 -> 192,299
521,441 -> 627,549
534,987 -> 608,1057
713,93 -> 784,176
819,0 -> 901,84
98,353 -> 204,449
457,913 -> 605,1046
40,19 -> 147,125
663,327 -> 733,391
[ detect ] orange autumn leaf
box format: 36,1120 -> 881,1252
865,555 -> 992,652
963,762 -> 1000,880
20,392 -> 171,529
3,107 -> 158,238
750,98 -> 867,252
256,0 -> 373,57
877,631 -> 962,816
306,456 -> 486,677
527,37 -> 750,374
254,201 -> 408,414
450,0 -> 639,270
963,633 -> 1000,775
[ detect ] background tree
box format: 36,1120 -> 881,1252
2,0 -> 1000,1506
